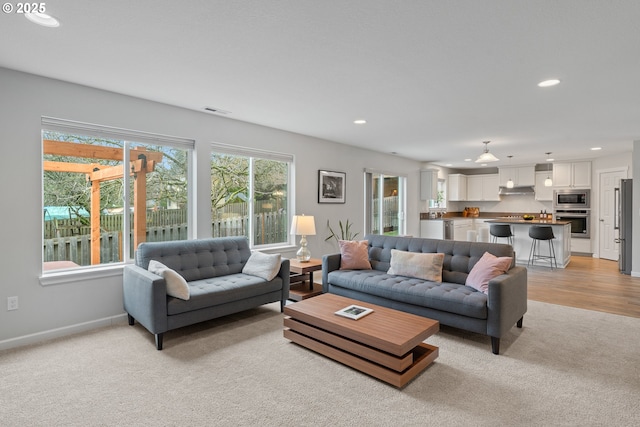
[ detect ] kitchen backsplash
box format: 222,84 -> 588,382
444,195 -> 553,214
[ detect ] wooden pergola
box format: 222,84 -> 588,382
43,140 -> 163,264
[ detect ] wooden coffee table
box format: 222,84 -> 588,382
283,293 -> 439,388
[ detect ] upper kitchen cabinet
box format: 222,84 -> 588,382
420,169 -> 438,200
498,166 -> 535,187
448,174 -> 467,201
553,161 -> 591,188
466,174 -> 500,201
535,171 -> 553,201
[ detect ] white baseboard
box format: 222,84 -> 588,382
0,313 -> 128,351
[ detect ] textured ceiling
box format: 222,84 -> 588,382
1,0 -> 639,168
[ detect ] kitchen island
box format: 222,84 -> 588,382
485,219 -> 572,268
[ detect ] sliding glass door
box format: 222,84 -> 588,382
365,171 -> 406,236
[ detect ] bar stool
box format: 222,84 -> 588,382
490,224 -> 513,245
528,226 -> 557,269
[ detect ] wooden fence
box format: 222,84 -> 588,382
43,224 -> 191,266
371,196 -> 399,234
44,209 -> 189,239
44,212 -> 286,266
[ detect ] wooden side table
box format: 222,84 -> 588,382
288,258 -> 323,301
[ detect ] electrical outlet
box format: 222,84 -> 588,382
7,296 -> 18,311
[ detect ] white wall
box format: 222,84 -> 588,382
633,141 -> 640,277
0,68 -> 423,348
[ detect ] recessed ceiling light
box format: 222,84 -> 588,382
538,79 -> 560,88
25,12 -> 60,27
445,163 -> 453,167
353,119 -> 367,125
591,147 -> 602,151
546,157 -> 554,162
464,158 -> 472,162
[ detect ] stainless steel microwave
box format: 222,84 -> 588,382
553,189 -> 590,209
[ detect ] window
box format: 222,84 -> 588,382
211,143 -> 292,248
365,171 -> 406,236
42,118 -> 193,272
428,178 -> 447,209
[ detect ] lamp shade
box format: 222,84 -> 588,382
475,141 -> 499,163
290,215 -> 316,236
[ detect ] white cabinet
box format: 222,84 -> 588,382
535,171 -> 553,201
420,220 -> 444,239
572,162 -> 592,187
499,166 -> 535,187
553,161 -> 591,188
420,169 -> 438,200
453,219 -> 473,241
466,174 -> 500,201
448,174 -> 467,201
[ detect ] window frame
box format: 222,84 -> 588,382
40,117 -> 195,278
210,142 -> 294,250
364,169 -> 407,236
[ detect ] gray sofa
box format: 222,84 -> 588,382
322,234 -> 527,354
123,237 -> 289,350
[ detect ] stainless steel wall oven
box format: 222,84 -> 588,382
554,209 -> 590,238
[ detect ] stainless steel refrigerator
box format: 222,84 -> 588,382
615,179 -> 632,274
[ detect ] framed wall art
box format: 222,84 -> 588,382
318,170 -> 346,204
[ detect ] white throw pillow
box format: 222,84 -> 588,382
242,251 -> 282,281
148,260 -> 190,300
387,249 -> 444,282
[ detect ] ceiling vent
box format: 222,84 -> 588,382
204,107 -> 231,115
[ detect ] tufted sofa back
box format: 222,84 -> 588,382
365,234 -> 515,285
135,237 -> 252,282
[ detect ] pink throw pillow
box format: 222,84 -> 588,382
465,251 -> 513,294
339,240 -> 372,270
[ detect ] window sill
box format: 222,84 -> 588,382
39,264 -> 125,286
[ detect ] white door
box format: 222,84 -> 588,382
599,169 -> 628,260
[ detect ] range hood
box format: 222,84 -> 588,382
499,186 -> 535,196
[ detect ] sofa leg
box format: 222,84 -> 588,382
155,333 -> 164,351
491,337 -> 500,355
280,300 -> 285,313
517,316 -> 523,328
127,314 -> 135,326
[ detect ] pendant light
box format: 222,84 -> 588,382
475,141 -> 499,163
506,155 -> 514,188
544,152 -> 553,187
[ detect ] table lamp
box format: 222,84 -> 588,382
290,214 -> 316,262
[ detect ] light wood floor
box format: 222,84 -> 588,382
527,255 -> 640,318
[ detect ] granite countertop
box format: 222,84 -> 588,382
420,212 -> 564,222
485,218 -> 570,225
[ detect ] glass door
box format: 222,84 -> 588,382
365,172 -> 406,236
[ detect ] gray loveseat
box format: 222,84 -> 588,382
123,237 -> 289,350
322,234 -> 527,354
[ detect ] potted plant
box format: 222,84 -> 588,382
325,219 -> 359,246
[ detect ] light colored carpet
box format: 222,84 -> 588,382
1,300 -> 639,426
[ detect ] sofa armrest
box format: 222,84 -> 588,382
123,264 -> 169,334
486,265 -> 528,338
322,253 -> 341,293
277,258 -> 290,302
